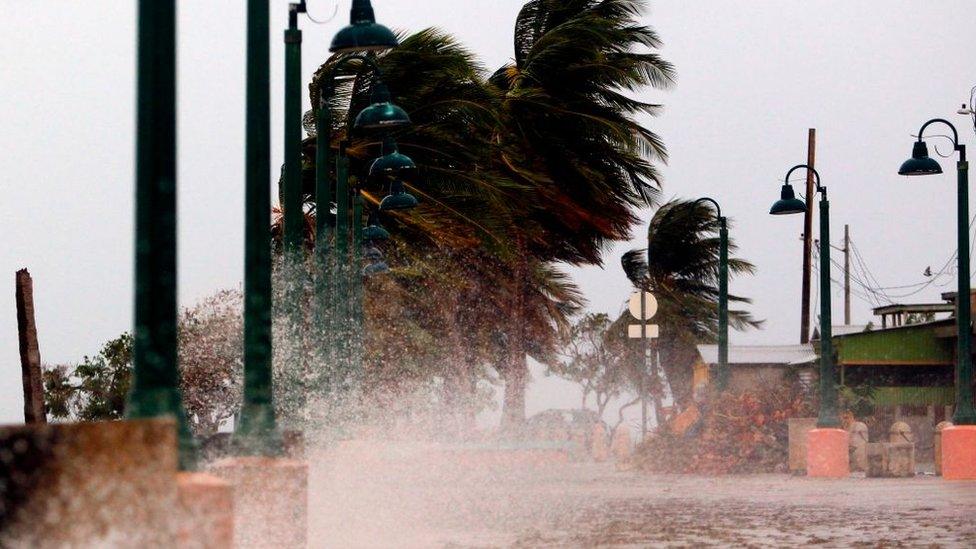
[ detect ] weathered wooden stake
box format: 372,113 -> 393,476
15,268 -> 46,423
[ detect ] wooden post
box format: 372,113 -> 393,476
16,268 -> 46,423
800,129 -> 816,344
844,224 -> 851,325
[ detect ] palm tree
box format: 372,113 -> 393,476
297,0 -> 675,432
490,0 -> 675,427
621,199 -> 762,411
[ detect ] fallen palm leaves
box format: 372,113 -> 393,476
631,387 -> 815,474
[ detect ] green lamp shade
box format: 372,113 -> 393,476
363,245 -> 384,261
355,102 -> 410,130
362,261 -> 390,276
354,81 -> 410,130
363,211 -> 390,240
363,224 -> 390,241
898,141 -> 942,176
369,137 -> 416,177
380,180 -> 419,211
769,184 -> 806,215
330,0 -> 397,53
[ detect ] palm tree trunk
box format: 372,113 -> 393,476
650,344 -> 666,425
500,235 -> 529,432
445,288 -> 477,439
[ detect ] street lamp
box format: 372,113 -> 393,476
307,1 -> 417,411
769,164 -> 848,478
692,197 -> 729,391
329,0 -> 398,53
898,119 -> 975,426
363,211 -> 391,241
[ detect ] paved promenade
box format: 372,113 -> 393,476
308,443 -> 976,547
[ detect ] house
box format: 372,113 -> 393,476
694,344 -> 817,397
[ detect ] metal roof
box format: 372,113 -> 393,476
872,303 -> 954,315
831,324 -> 871,336
696,344 -> 817,366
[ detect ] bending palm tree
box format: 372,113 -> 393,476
622,199 -> 761,411
491,0 -> 676,428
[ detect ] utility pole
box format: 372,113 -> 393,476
844,224 -> 851,325
800,129 -> 816,344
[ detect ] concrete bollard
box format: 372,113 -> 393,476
805,428 -> 850,478
590,423 -> 610,462
941,425 -> 976,480
934,421 -> 952,476
847,421 -> 869,472
866,441 -> 915,478
176,472 -> 234,548
886,442 -> 916,477
866,442 -> 887,478
610,424 -> 632,461
0,419 -> 179,547
209,457 -> 308,548
889,421 -> 913,444
887,421 -> 915,476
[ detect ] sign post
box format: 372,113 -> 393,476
628,291 -> 658,439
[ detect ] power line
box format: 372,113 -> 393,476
812,245 -> 879,308
841,212 -> 976,301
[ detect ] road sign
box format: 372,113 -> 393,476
627,291 -> 659,338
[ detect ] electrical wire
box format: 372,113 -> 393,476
838,211 -> 976,302
813,244 -> 882,308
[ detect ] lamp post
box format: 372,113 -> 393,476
310,0 -> 416,406
235,0 -> 282,455
126,0 -> 197,470
898,119 -> 975,426
282,1 -> 306,257
692,197 -> 729,391
769,164 -> 848,478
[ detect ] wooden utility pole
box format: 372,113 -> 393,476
16,269 -> 46,423
844,224 -> 851,325
800,129 -> 816,343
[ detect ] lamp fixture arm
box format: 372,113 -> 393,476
692,197 -> 723,221
918,118 -> 960,149
784,163 -> 825,197
918,118 -> 966,162
288,1 -> 307,28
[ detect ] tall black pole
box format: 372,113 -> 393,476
954,146 -> 975,424
236,0 -> 280,455
900,119 -> 975,424
281,3 -> 306,424
717,217 -> 729,390
313,83 -> 334,394
693,197 -> 728,391
127,0 -> 197,470
817,191 -> 839,428
283,6 -> 303,256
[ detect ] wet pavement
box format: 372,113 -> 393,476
308,443 -> 976,548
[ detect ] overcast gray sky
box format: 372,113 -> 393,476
1,1 -> 973,422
